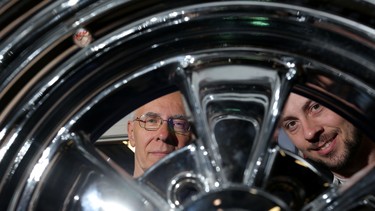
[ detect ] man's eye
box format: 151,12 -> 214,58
171,119 -> 190,131
284,121 -> 298,132
312,104 -> 320,110
173,120 -> 186,127
311,103 -> 323,113
146,118 -> 158,124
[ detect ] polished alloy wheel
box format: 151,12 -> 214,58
1,0 -> 375,210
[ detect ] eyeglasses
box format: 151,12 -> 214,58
134,113 -> 191,134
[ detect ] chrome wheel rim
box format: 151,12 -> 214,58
1,0 -> 374,210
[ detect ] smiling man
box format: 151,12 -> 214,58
127,91 -> 192,177
281,93 -> 375,184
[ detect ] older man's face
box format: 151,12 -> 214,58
128,92 -> 191,177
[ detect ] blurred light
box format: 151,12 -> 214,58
123,141 -> 135,152
294,159 -> 308,168
62,0 -> 79,7
188,144 -> 196,152
56,128 -> 66,138
83,188 -> 131,211
286,68 -> 297,80
47,75 -> 59,86
91,43 -> 106,52
286,62 -> 295,68
213,198 -> 222,206
181,55 -> 195,68
0,128 -> 5,140
269,206 -> 281,211
0,133 -> 18,162
251,21 -> 269,26
250,17 -> 269,26
272,102 -> 279,116
169,12 -> 178,18
29,147 -> 50,182
250,189 -> 258,194
279,150 -> 286,157
323,182 -> 330,187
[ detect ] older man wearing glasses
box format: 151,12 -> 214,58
127,91 -> 192,177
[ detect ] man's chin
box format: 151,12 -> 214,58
312,155 -> 348,171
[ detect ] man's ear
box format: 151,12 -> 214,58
128,121 -> 136,147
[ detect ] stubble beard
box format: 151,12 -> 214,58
315,129 -> 361,172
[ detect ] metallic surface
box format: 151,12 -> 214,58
0,0 -> 374,210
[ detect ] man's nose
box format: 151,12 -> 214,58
156,121 -> 178,146
303,120 -> 323,142
156,121 -> 172,141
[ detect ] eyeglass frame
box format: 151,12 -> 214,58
133,112 -> 191,135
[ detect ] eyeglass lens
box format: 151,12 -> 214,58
142,114 -> 189,133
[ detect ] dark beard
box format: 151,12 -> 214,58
317,129 -> 362,172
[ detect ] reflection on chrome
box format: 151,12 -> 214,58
167,171 -> 205,208
0,0 -> 374,210
81,185 -> 130,211
28,147 -> 51,182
